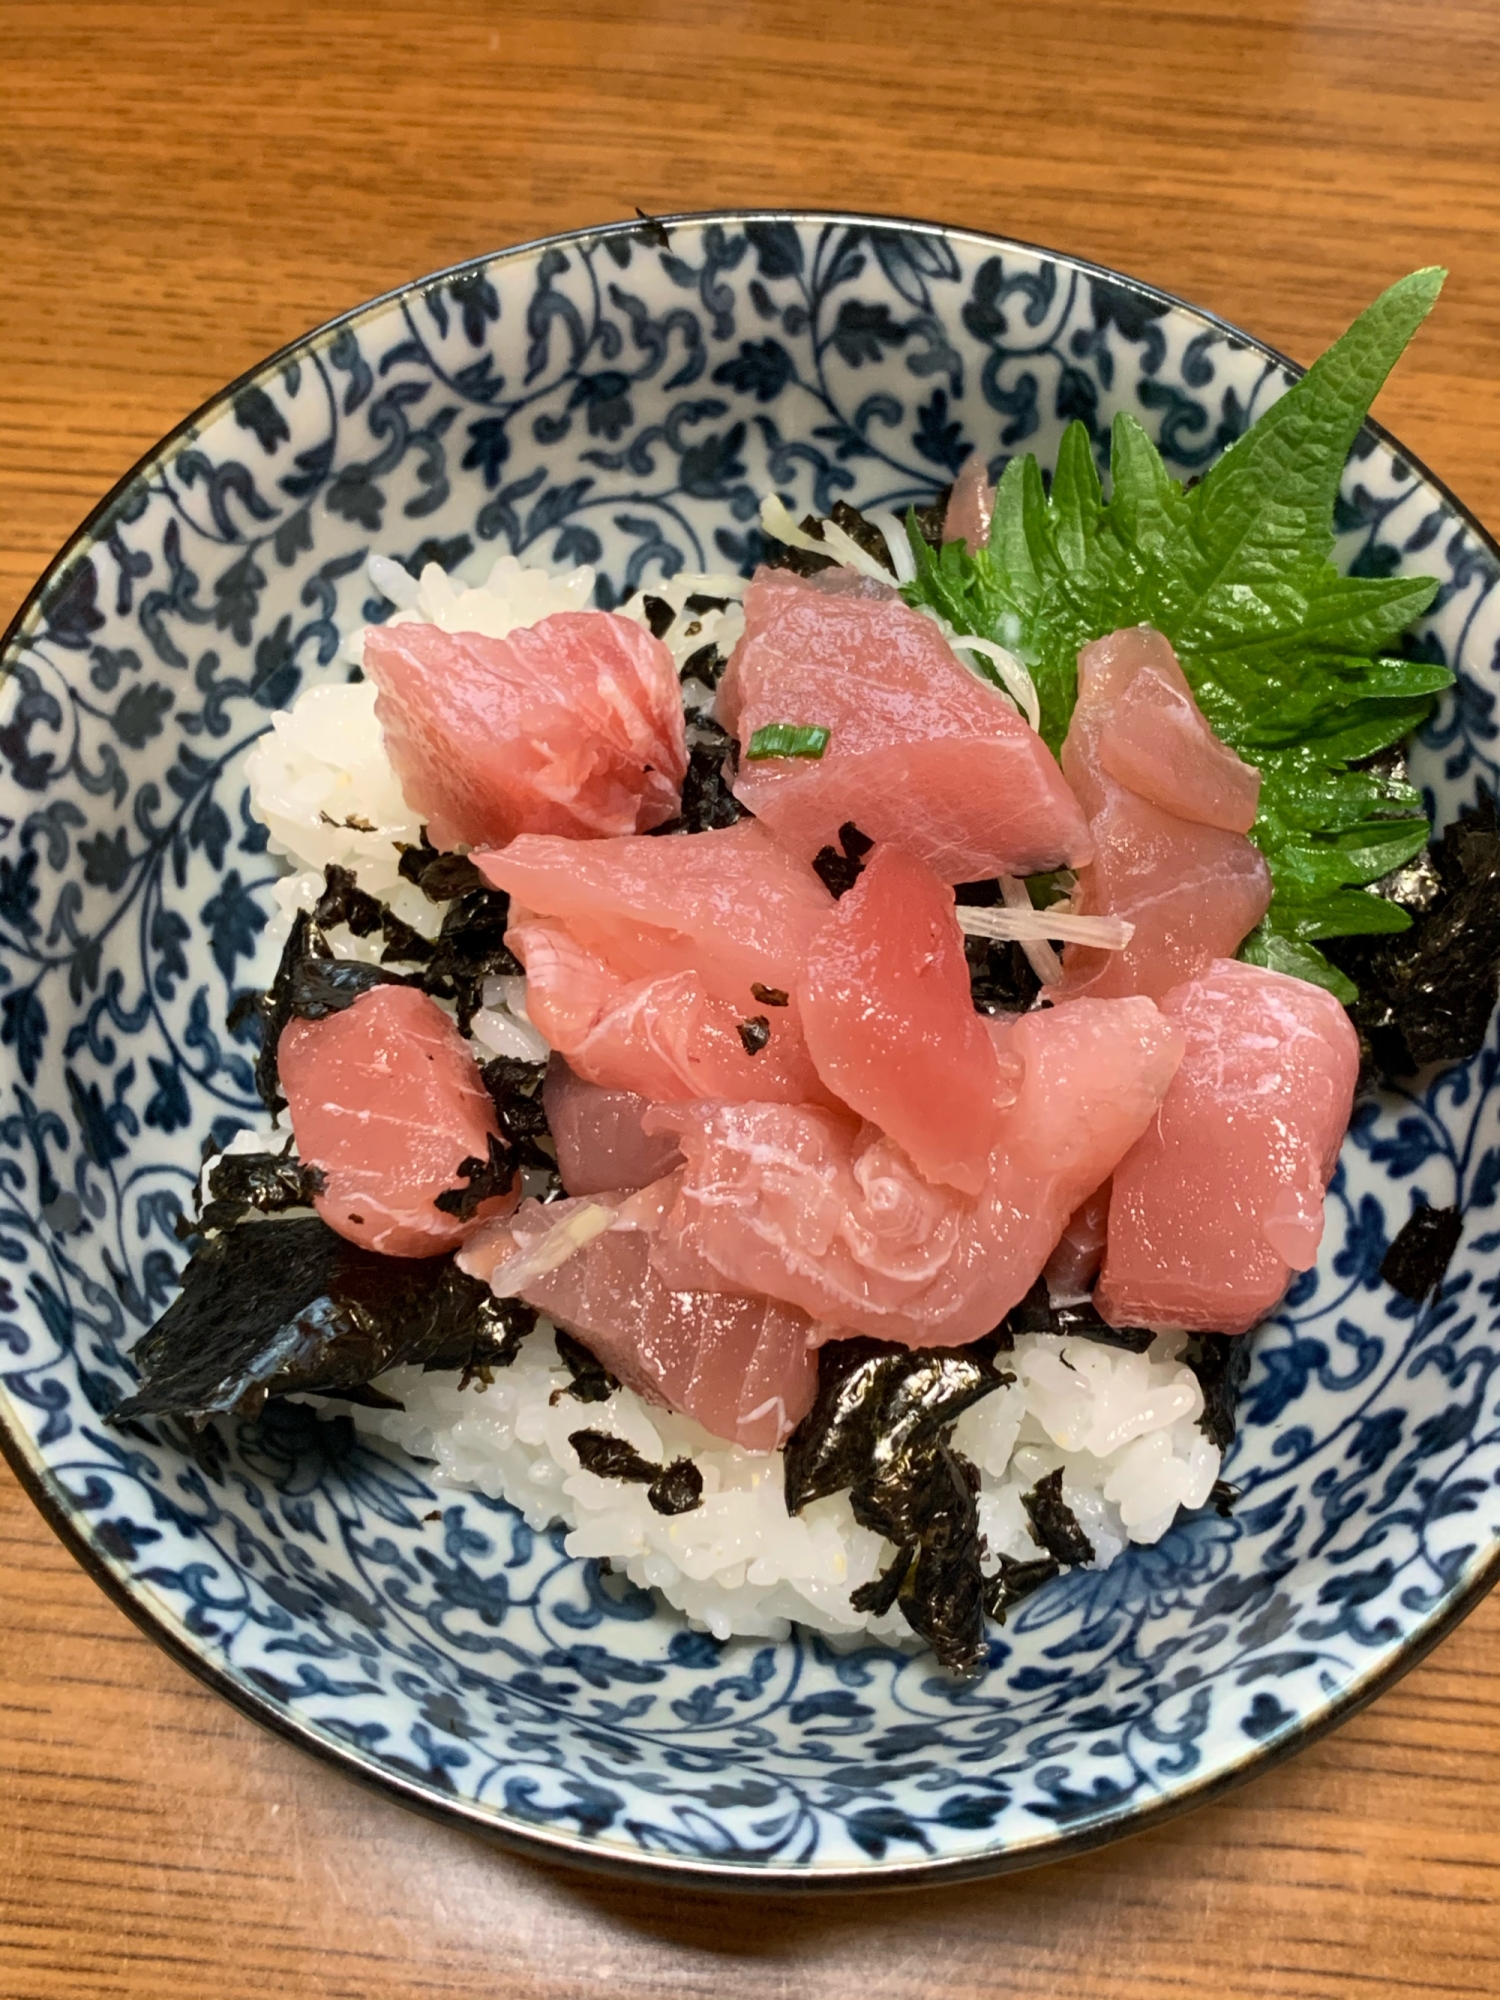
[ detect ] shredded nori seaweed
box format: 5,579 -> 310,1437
783,1335 -> 1011,1672
1380,1202 -> 1463,1301
751,983 -> 789,1007
650,717 -> 748,836
422,887 -> 523,1031
1002,1277 -> 1154,1353
432,1132 -> 521,1221
1182,1333 -> 1252,1452
397,837 -> 488,903
1326,788 -> 1500,1080
114,1216 -> 528,1425
1209,1479 -> 1240,1517
479,1056 -> 557,1181
954,880 -> 1044,1013
827,500 -> 897,575
910,485 -> 953,551
982,1553 -> 1061,1624
551,1327 -> 619,1404
641,593 -> 675,639
812,821 -> 874,900
198,1146 -> 326,1235
764,511 -> 837,578
680,642 -> 726,691
1021,1467 -> 1096,1567
567,1429 -> 705,1515
737,1015 -> 771,1055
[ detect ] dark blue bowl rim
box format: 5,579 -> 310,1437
3,207 -> 1498,1893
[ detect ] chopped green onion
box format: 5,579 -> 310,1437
747,723 -> 831,761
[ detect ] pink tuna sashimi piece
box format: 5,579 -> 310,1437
1096,960 -> 1359,1335
363,612 -> 686,850
647,995 -> 1183,1345
279,985 -> 517,1258
479,819 -> 833,1005
1043,1186 -> 1111,1304
460,1191 -> 819,1452
797,845 -> 1010,1193
942,455 -> 995,554
717,569 -> 1091,881
542,1055 -> 684,1196
1059,627 -> 1271,1000
512,919 -> 834,1107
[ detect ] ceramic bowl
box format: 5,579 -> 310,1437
3,212 -> 1498,1889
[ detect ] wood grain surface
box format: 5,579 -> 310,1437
2,2 -> 1498,1993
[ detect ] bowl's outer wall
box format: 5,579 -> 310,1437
2,213 -> 1499,1886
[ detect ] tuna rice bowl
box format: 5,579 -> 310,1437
114,264 -> 1500,1676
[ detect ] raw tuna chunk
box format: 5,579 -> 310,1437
717,569 -> 1092,881
1058,626 -> 1271,1000
542,1055 -> 684,1196
363,611 -> 686,849
647,995 -> 1184,1345
459,1189 -> 820,1452
1096,960 -> 1360,1334
797,845 -> 1010,1192
479,820 -> 833,1005
511,918 -> 833,1106
279,985 -> 516,1258
1043,1186 -> 1111,1303
942,455 -> 995,554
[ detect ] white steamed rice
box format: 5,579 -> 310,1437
244,547 -> 1223,1649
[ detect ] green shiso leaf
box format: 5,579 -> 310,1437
747,722 -> 832,760
901,269 -> 1453,998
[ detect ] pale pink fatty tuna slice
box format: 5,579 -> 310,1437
478,819 -> 833,1005
510,918 -> 834,1107
646,995 -> 1184,1346
1058,626 -> 1271,1000
796,845 -> 1010,1193
542,1055 -> 684,1196
716,569 -> 1092,881
1096,959 -> 1360,1335
279,985 -> 517,1258
459,1191 -> 819,1453
362,612 -> 686,850
941,455 -> 995,554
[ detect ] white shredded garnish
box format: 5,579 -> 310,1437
867,508 -> 917,586
957,898 -> 1132,953
758,494 -> 892,588
484,1204 -> 615,1297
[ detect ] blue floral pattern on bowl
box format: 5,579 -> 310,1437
2,212 -> 1498,1887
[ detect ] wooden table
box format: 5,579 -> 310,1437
3,2 -> 1499,1992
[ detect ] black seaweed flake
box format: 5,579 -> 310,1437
568,1429 -> 705,1516
551,1327 -> 619,1404
684,592 -> 731,617
424,887 -> 523,1031
751,983 -> 789,1007
651,717 -> 748,835
982,1553 -> 1061,1624
313,863 -> 435,965
1182,1333 -> 1252,1452
1020,1467 -> 1096,1567
827,501 -> 897,575
812,821 -> 874,900
1209,1479 -> 1240,1518
784,1336 -> 1010,1673
198,1147 -> 326,1234
1328,788 -> 1500,1079
1380,1202 -> 1463,1301
737,1016 -> 771,1056
955,879 -> 1043,1014
641,593 -> 675,639
114,1216 -> 526,1425
480,1056 -> 557,1178
765,511 -> 836,578
680,642 -> 726,691
432,1131 -> 521,1221
1003,1277 -> 1154,1353
397,836 -> 488,903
